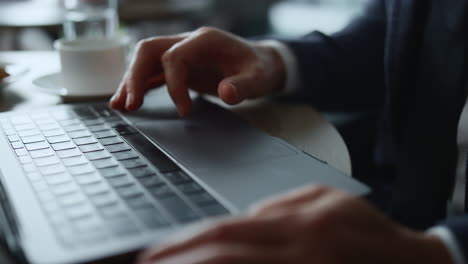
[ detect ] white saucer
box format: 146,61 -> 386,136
33,72 -> 115,99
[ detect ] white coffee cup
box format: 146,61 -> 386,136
54,37 -> 129,96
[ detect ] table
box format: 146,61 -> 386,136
0,51 -> 351,264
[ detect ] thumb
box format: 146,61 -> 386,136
218,73 -> 264,105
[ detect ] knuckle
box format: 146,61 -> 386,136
196,26 -> 218,35
135,38 -> 152,51
161,50 -> 175,65
205,223 -> 234,242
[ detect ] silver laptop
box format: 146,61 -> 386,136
0,90 -> 369,264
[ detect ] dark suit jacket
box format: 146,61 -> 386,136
278,0 -> 468,256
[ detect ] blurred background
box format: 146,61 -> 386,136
0,0 -> 367,51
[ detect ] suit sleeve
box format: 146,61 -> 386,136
274,1 -> 387,111
441,216 -> 468,263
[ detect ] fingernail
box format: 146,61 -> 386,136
228,82 -> 240,102
126,93 -> 134,110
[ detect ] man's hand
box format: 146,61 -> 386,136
110,27 -> 286,116
136,186 -> 453,264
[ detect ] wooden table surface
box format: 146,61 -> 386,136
0,51 -> 351,263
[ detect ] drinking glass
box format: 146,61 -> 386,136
63,0 -> 119,40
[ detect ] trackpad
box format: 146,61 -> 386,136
135,119 -> 298,172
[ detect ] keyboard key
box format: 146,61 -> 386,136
121,158 -> 147,169
138,175 -> 165,188
100,203 -> 127,218
187,192 -> 218,206
115,184 -> 142,198
73,136 -> 98,146
123,134 -> 179,173
125,195 -> 153,209
53,111 -> 75,121
25,141 -> 50,151
72,215 -> 102,233
64,124 -> 86,133
60,119 -> 80,126
91,158 -> 118,169
79,143 -> 104,153
52,182 -> 79,196
68,164 -> 95,176
165,171 -> 192,185
56,148 -> 82,159
64,203 -> 94,220
107,175 -> 134,187
84,150 -> 111,161
30,112 -> 50,120
177,182 -> 204,194
75,173 -> 102,185
105,143 -> 132,153
43,129 -> 65,137
45,173 -> 72,185
113,124 -> 138,136
113,150 -> 139,161
40,164 -> 66,175
15,148 -> 28,157
10,115 -> 31,125
88,124 -> 109,132
38,123 -> 60,131
128,166 -> 155,178
99,166 -> 126,178
23,163 -> 37,173
62,156 -> 88,167
134,208 -> 169,229
73,107 -> 96,119
58,192 -> 86,207
19,156 -> 33,164
98,136 -> 123,146
3,128 -> 16,136
26,172 -> 43,181
18,129 -> 41,137
32,180 -> 48,191
68,130 -> 92,139
200,204 -> 229,217
34,156 -> 60,167
148,184 -> 176,198
30,148 -> 55,159
93,130 -> 116,139
157,196 -> 200,223
8,135 -> 20,142
43,200 -> 61,214
47,135 -> 70,144
83,119 -> 104,126
15,123 -> 36,131
11,141 -> 24,149
107,216 -> 139,237
82,181 -> 110,195
90,192 -> 118,207
51,141 -> 76,151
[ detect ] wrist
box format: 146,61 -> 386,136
253,41 -> 286,93
397,229 -> 454,264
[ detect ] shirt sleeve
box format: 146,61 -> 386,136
427,226 -> 466,264
256,40 -> 301,95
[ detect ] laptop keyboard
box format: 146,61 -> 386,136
0,105 -> 228,247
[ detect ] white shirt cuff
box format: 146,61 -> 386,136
257,40 -> 301,95
427,226 -> 466,264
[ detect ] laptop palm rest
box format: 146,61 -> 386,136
134,118 -> 298,172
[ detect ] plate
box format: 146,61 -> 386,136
0,62 -> 29,87
33,72 -> 115,99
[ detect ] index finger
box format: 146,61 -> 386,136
117,36 -> 185,111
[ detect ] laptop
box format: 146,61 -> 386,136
0,89 -> 369,264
